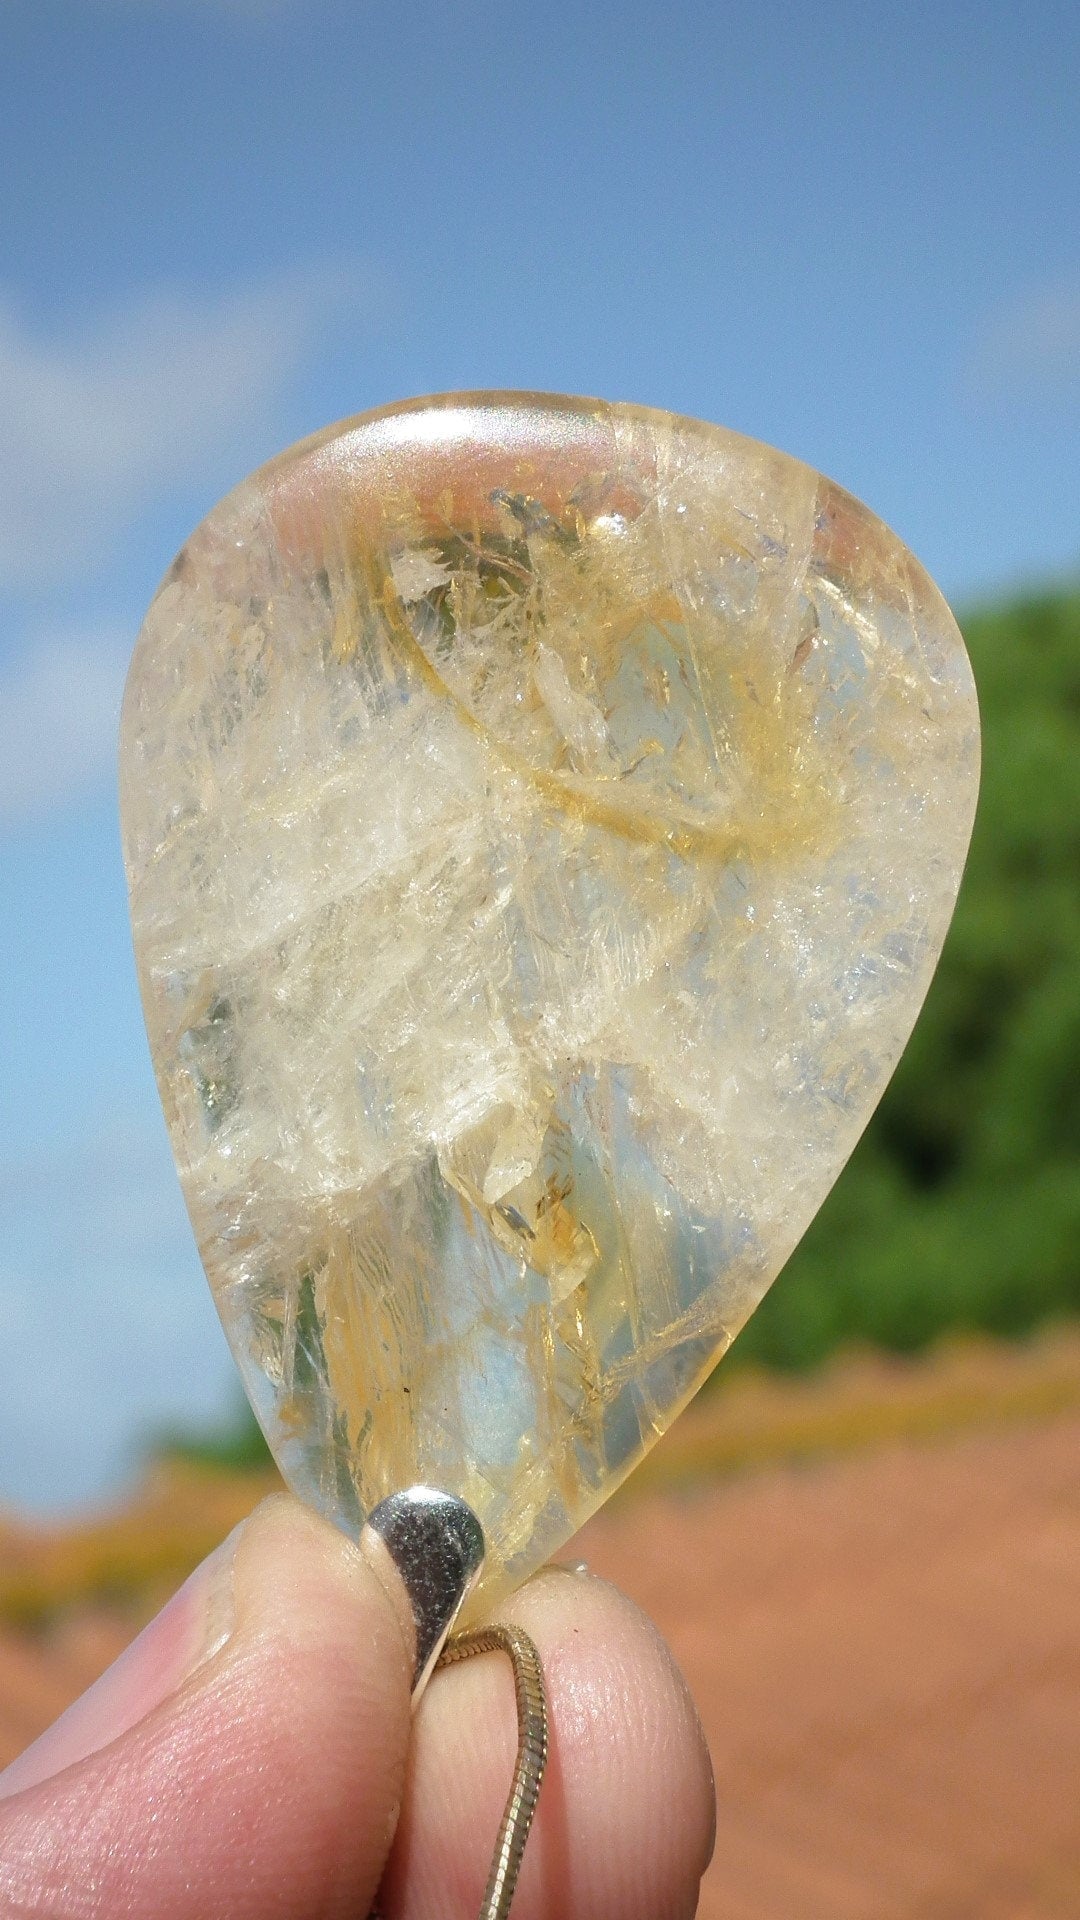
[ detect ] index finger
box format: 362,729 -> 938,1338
377,1567 -> 716,1920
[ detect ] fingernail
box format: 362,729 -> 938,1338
0,1520 -> 243,1800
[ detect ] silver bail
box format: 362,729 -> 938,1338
361,1485 -> 485,1699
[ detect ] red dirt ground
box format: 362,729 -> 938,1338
2,1346 -> 1079,1916
580,1409 -> 1080,1919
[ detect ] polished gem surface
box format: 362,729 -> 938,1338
120,394 -> 979,1605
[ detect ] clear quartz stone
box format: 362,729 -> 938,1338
120,393 -> 980,1608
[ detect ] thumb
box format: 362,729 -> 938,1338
0,1495 -> 415,1919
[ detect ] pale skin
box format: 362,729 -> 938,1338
0,1496 -> 716,1919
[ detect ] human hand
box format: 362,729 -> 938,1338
0,1496 -> 715,1917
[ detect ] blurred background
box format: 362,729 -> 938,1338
1,3 -> 1077,1914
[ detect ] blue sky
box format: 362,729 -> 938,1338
1,0 -> 1077,1511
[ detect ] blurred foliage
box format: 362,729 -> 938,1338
152,1412 -> 275,1473
734,581 -> 1080,1370
166,582 -> 1079,1472
0,1459 -> 276,1631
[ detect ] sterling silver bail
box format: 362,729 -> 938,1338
362,1486 -> 548,1920
361,1485 -> 486,1698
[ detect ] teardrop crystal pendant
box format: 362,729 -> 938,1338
120,393 -> 979,1609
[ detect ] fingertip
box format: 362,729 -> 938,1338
380,1566 -> 715,1920
0,1496 -> 415,1920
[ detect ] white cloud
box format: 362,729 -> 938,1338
964,278 -> 1080,406
0,261 -> 374,589
0,623 -> 132,822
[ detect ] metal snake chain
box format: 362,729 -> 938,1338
371,1622 -> 548,1920
436,1624 -> 549,1919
